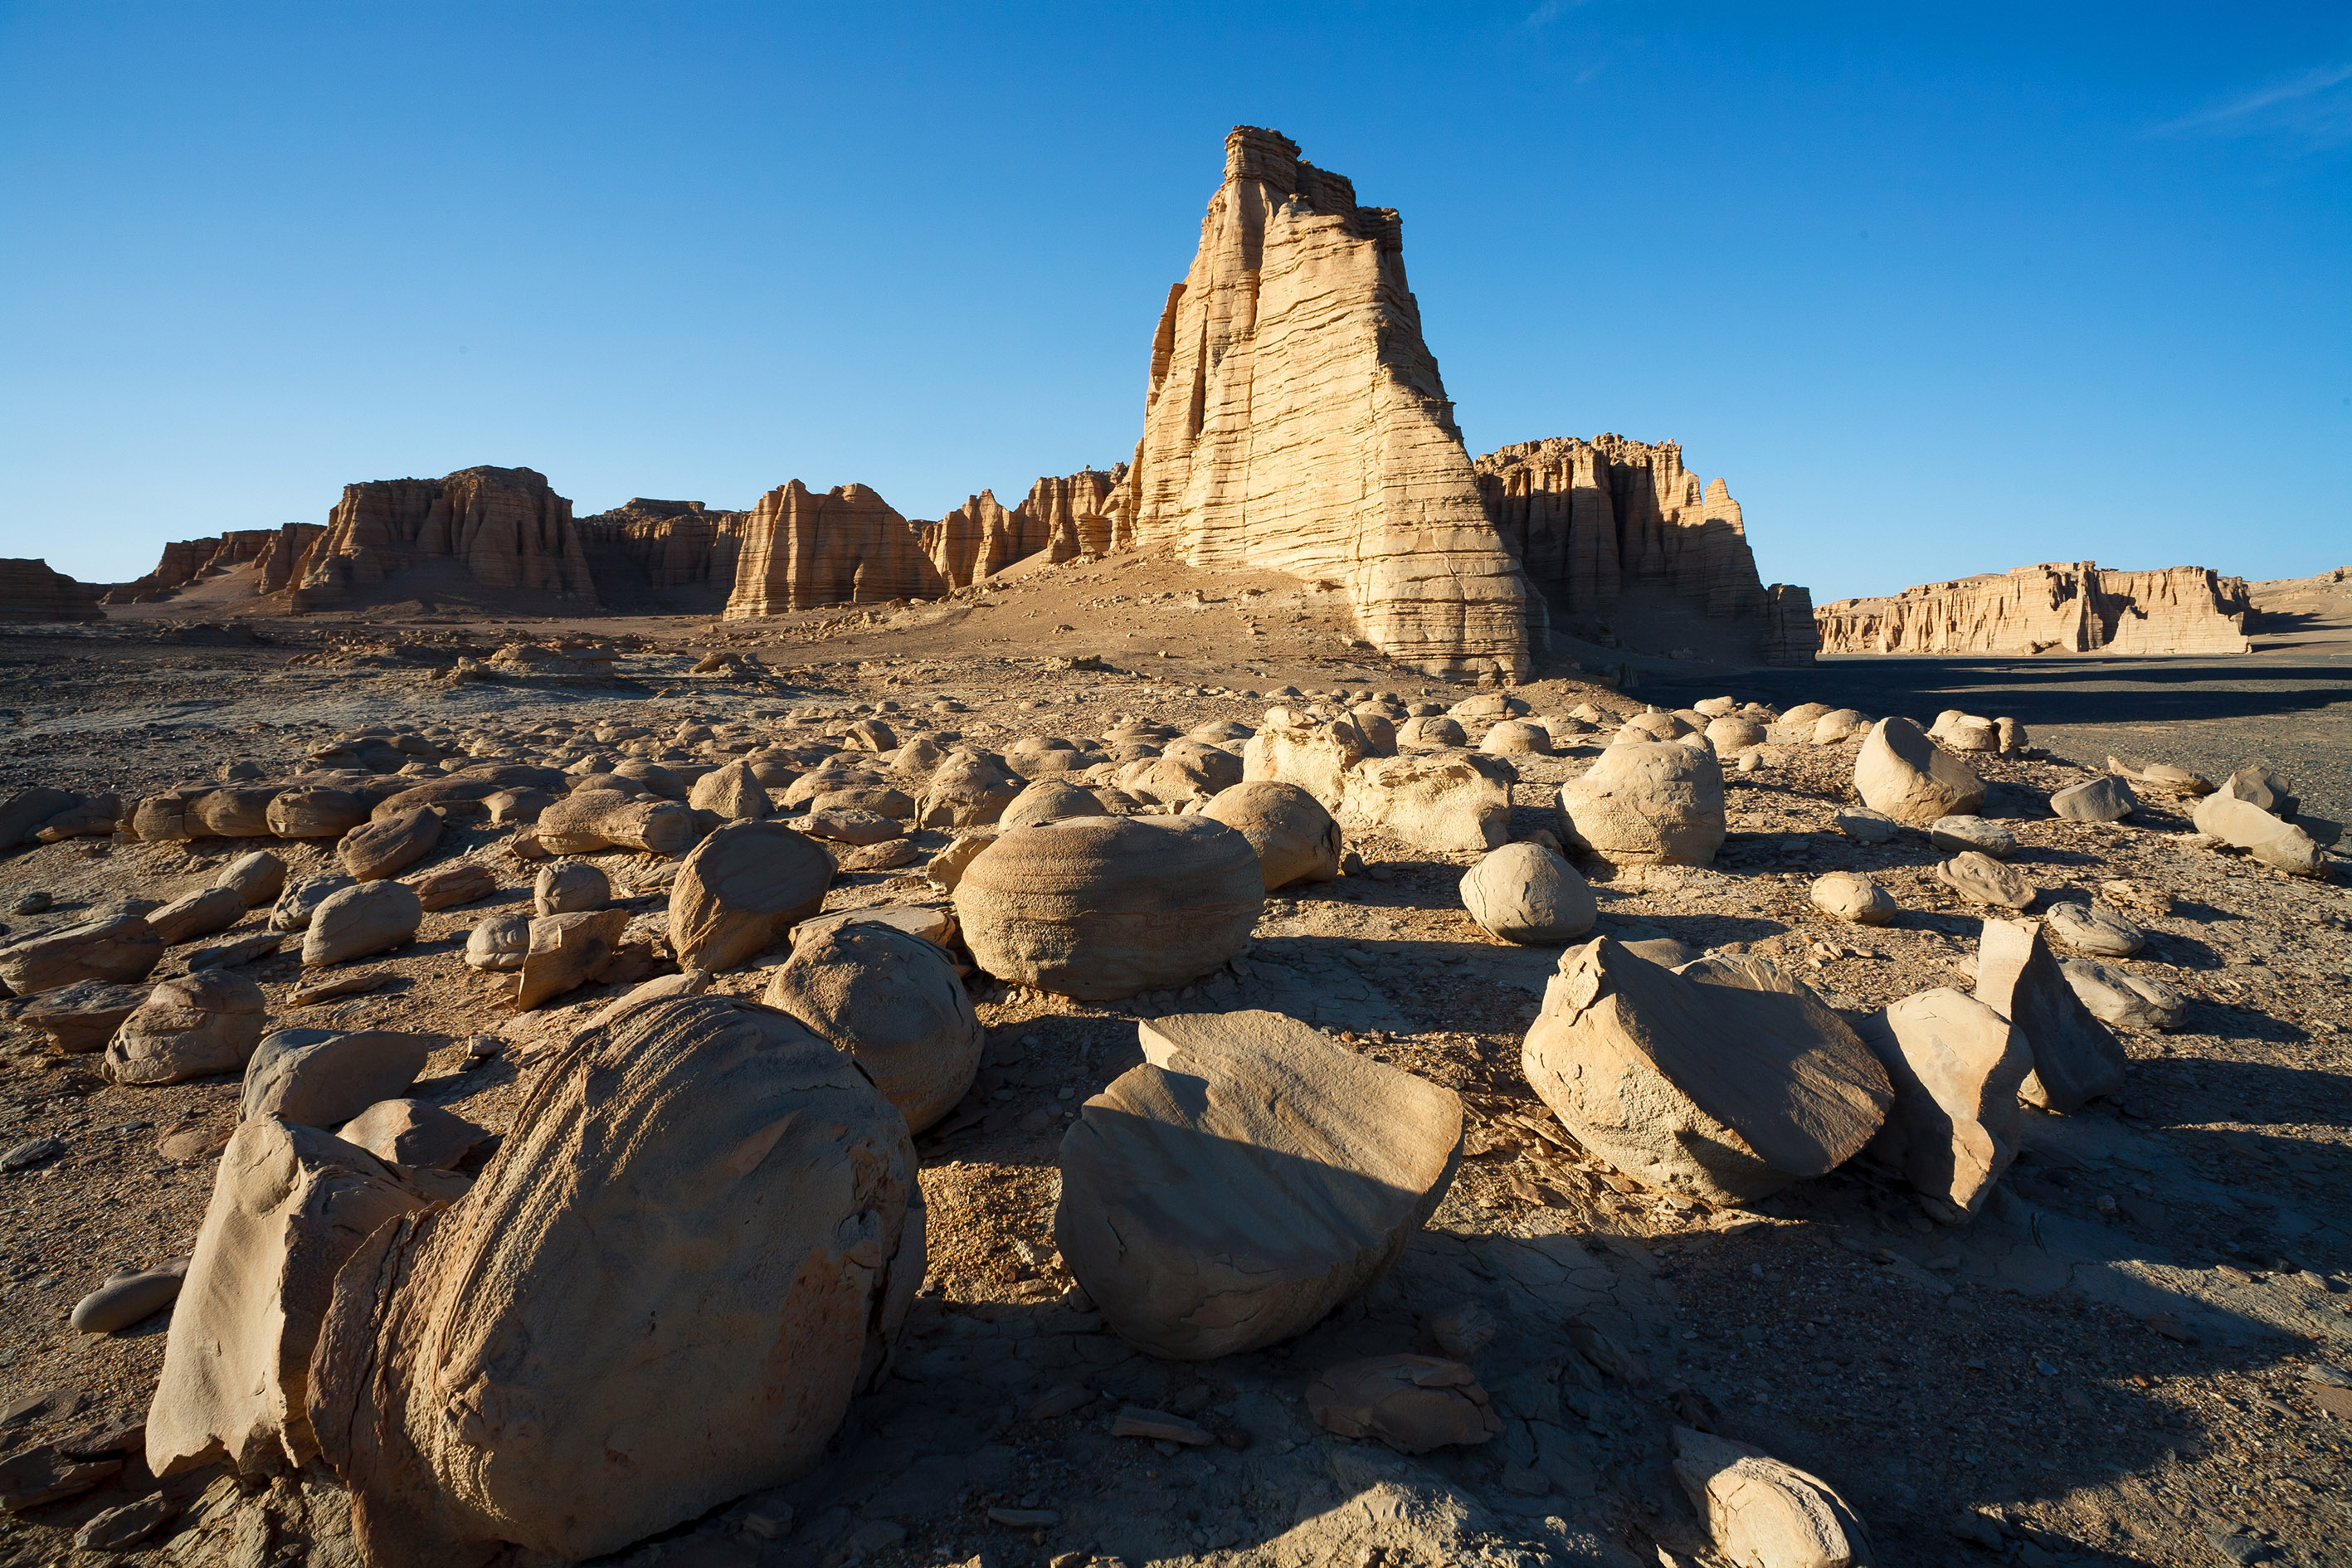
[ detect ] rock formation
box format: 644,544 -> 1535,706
290,467 -> 597,608
1121,127 -> 1539,679
723,481 -> 945,618
918,468 -> 1130,588
0,558 -> 103,622
1815,562 -> 2254,655
576,499 -> 752,614
1473,436 -> 1819,666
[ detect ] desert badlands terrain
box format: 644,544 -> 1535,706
0,128 -> 2347,1568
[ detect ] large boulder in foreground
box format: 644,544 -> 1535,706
1673,1425 -> 1871,1568
669,819 -> 835,971
1853,717 -> 1984,826
1057,1010 -> 1462,1360
1556,741 -> 1726,865
0,913 -> 163,996
1974,918 -> 2126,1113
1856,988 -> 2031,1222
1522,938 -> 1892,1206
104,971 -> 268,1086
1200,782 -> 1341,890
762,922 -> 981,1134
146,1118 -> 436,1478
956,817 -> 1262,1001
306,995 -> 923,1566
1342,750 -> 1515,855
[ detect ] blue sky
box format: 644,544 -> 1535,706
2,2 -> 2345,600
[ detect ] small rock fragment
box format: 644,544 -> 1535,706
2051,776 -> 2137,823
2059,957 -> 2188,1031
1932,851 -> 2035,909
1809,871 -> 1897,926
1673,1424 -> 1871,1568
70,1262 -> 188,1334
1305,1356 -> 1502,1453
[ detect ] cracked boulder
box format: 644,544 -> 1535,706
305,995 -> 923,1566
1974,918 -> 2127,1112
104,971 -> 269,1086
1058,1010 -> 1462,1360
1522,937 -> 1892,1206
1856,987 -> 2031,1221
1556,741 -> 1726,865
1342,750 -> 1516,855
668,819 -> 835,971
1240,716 -> 1366,813
1200,782 -> 1342,891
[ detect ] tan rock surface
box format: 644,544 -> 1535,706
1975,918 -> 2128,1113
1854,718 -> 1985,825
1200,781 -> 1342,890
723,481 -> 944,618
304,995 -> 923,1564
1672,1425 -> 1872,1568
1522,937 -> 1892,1206
1556,740 -> 1726,865
1057,1010 -> 1462,1359
1305,1356 -> 1501,1454
1856,988 -> 2031,1220
1342,750 -> 1515,855
762,922 -> 981,1133
1818,561 -> 2252,655
1122,127 -> 1537,680
292,467 -> 597,609
669,819 -> 835,971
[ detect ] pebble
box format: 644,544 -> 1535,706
10,890 -> 51,915
1,1137 -> 66,1173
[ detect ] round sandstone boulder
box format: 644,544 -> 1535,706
1459,843 -> 1596,944
762,923 -> 981,1133
1556,742 -> 1726,865
1854,718 -> 1985,825
1200,782 -> 1342,891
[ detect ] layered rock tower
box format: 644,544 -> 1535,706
1475,436 -> 1819,665
723,482 -> 946,617
1815,563 -> 2254,655
0,559 -> 103,623
1122,127 -> 1540,679
290,466 -> 597,608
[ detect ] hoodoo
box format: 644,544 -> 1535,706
1122,127 -> 1541,680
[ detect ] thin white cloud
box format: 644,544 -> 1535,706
2163,59 -> 2352,149
1523,0 -> 1589,28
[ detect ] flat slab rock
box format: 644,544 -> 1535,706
1056,1009 -> 1463,1360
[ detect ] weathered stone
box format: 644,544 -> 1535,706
301,883 -> 422,967
1305,1356 -> 1501,1454
686,760 -> 771,821
1833,807 -> 1899,845
1853,718 -> 1984,825
2051,776 -> 2137,823
801,806 -> 903,845
1926,816 -> 2016,859
216,850 -> 287,908
1704,715 -> 1766,755
1975,918 -> 2127,1113
762,923 -> 981,1134
1809,871 -> 1897,926
105,971 -> 268,1086
270,872 -> 354,933
2221,765 -> 2298,817
14,980 -> 148,1054
0,786 -> 78,847
336,810 -> 442,881
536,790 -> 702,856
1058,1010 -> 1461,1358
669,820 -> 835,971
1397,715 -> 1468,749
2106,757 -> 2213,796
1672,1425 -> 1872,1568
2043,901 -> 2145,957
463,914 -> 531,972
406,862 -> 496,911
71,1262 -> 187,1334
0,1446 -> 119,1512
0,913 -> 163,996
915,750 -> 1025,828
147,886 -> 249,946
1240,717 -> 1367,814
1856,988 -> 2030,1220
1459,843 -> 1596,943
145,1118 -> 435,1478
2060,957 -> 2188,1031
72,1494 -> 178,1550
241,1028 -> 434,1126
790,904 -> 955,952
291,465 -> 596,609
1343,750 -> 1516,855
1200,781 -> 1342,891
1556,741 -> 1726,865
306,996 -> 923,1564
924,833 -> 996,893
1810,709 -> 1868,744
722,480 -> 944,617
533,860 -> 611,916
956,818 -> 1263,1001
514,909 -> 633,1010
338,1098 -> 489,1170
1932,851 -> 2035,910
2193,793 -> 2325,876
997,779 -> 1108,831
1480,719 -> 1552,757
1522,937 -> 1892,1206
266,787 -> 371,840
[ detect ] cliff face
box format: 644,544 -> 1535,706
918,467 -> 1130,589
291,466 -> 597,606
1815,563 -> 2254,656
0,559 -> 103,623
723,481 -> 946,618
1122,127 -> 1537,679
577,499 -> 752,613
104,528 -> 295,605
1473,435 -> 1819,666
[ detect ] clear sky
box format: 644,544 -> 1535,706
2,2 -> 2345,601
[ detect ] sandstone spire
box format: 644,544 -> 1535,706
1815,563 -> 2253,655
1124,127 -> 1537,679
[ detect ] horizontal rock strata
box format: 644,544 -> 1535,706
723,481 -> 946,618
1816,562 -> 2253,655
0,558 -> 103,622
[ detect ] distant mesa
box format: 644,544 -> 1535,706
290,465 -> 597,611
0,558 -> 103,623
1815,562 -> 2254,656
